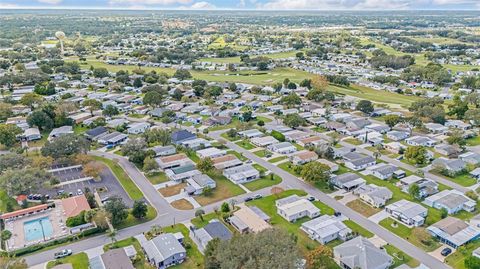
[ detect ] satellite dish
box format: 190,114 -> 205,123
55,31 -> 66,54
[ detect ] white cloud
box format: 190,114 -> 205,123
432,0 -> 477,4
258,0 -> 425,9
0,3 -> 20,8
37,0 -> 63,4
190,1 -> 216,9
108,0 -> 192,5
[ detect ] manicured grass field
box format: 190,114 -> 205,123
384,244 -> 420,268
235,140 -> 256,150
346,199 -> 381,217
343,137 -> 364,145
379,218 -> 440,252
253,149 -> 271,158
431,171 -> 477,187
46,253 -> 89,269
145,171 -> 169,184
343,220 -> 374,238
243,174 -> 282,191
194,172 -> 245,206
226,150 -> 248,161
268,156 -> 287,163
92,156 -> 144,200
466,136 -> 480,146
199,50 -> 300,64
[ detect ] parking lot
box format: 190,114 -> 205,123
40,165 -> 134,207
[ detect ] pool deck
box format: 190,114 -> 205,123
4,201 -> 69,251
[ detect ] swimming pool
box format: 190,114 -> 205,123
23,217 -> 53,242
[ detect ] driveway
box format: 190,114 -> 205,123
429,244 -> 455,262
368,210 -> 389,224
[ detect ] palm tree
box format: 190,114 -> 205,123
195,209 -> 205,222
107,229 -> 117,245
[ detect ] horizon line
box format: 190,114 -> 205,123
0,7 -> 478,11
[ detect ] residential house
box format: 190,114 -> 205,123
298,136 -> 327,148
343,152 -> 376,171
385,199 -> 428,227
152,145 -> 176,157
140,233 -> 186,269
267,142 -> 297,154
434,144 -> 461,157
89,248 -> 135,269
251,136 -> 278,147
424,190 -> 476,214
276,195 -> 320,222
405,136 -> 437,147
228,206 -> 271,233
211,154 -> 242,170
459,152 -> 480,166
432,158 -> 467,176
425,123 -> 448,134
96,132 -> 128,146
17,127 -> 41,141
180,138 -> 211,150
331,173 -> 366,191
207,116 -> 231,126
85,126 -> 108,140
370,164 -> 404,180
223,164 -> 260,184
185,174 -> 216,195
301,215 -> 352,244
284,130 -> 309,142
333,236 -> 392,269
427,217 -> 480,249
238,129 -> 264,139
156,153 -> 194,170
127,122 -> 150,134
384,142 -> 406,154
386,130 -> 410,141
399,175 -> 439,198
165,164 -> 201,182
353,184 -> 393,208
316,159 -> 339,172
197,147 -> 227,159
48,126 -> 73,141
171,130 -> 196,144
190,220 -> 232,252
290,151 -> 318,165
445,120 -> 471,130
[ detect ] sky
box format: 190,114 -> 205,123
0,0 -> 479,10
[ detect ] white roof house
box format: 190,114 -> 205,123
127,122 -> 150,134
48,125 -> 73,141
424,190 -> 476,214
301,215 -> 352,244
385,199 -> 428,227
196,147 -> 227,159
275,195 -> 320,222
267,142 -> 297,154
223,164 -> 260,184
140,233 -> 186,268
353,184 -> 392,208
238,129 -> 264,138
250,136 -> 278,147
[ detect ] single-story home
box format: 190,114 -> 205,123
156,153 -> 194,170
190,220 -> 232,252
140,233 -> 186,269
398,175 -> 439,198
185,174 -> 216,195
330,173 -> 365,191
333,236 -> 392,269
223,164 -> 260,184
250,136 -> 278,147
301,215 -> 352,245
197,147 -> 227,159
290,150 -> 318,165
427,217 -> 480,249
276,195 -> 320,222
228,206 -> 271,233
267,142 -> 297,155
424,190 -> 476,214
211,154 -> 243,170
385,199 -> 428,227
152,145 -> 176,157
353,184 -> 392,208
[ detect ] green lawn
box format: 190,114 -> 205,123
92,156 -> 144,200
226,150 -> 248,161
445,239 -> 480,269
344,220 -> 374,238
145,171 -> 169,184
243,174 -> 282,191
235,140 -> 256,150
199,50 -> 300,64
162,224 -> 204,269
46,253 -> 89,269
343,138 -> 364,145
220,132 -> 239,141
431,171 -> 477,187
384,244 -> 420,268
466,136 -> 480,146
194,172 -> 245,206
116,206 -> 157,230
379,218 -> 440,252
103,237 -> 151,269
253,149 -> 271,158
268,156 -> 287,163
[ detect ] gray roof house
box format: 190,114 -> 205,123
152,145 -> 176,157
330,173 -> 366,191
427,217 -> 480,249
301,215 -> 352,245
140,233 -> 186,269
353,184 -> 393,208
385,199 -> 428,227
333,236 -> 392,269
459,152 -> 480,165
190,220 -> 232,252
89,248 -> 135,269
370,164 -> 404,180
223,164 -> 260,184
424,190 -> 476,214
399,175 -> 439,199
171,130 -> 196,144
432,158 -> 467,175
386,130 -> 409,141
185,174 -> 216,195
343,153 -> 376,171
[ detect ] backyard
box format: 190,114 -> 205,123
194,172 -> 245,206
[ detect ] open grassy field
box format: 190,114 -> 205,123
199,50 -> 300,63
207,36 -> 248,51
145,171 -> 169,184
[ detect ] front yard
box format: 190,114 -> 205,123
379,218 -> 441,252
46,253 -> 89,269
194,172 -> 245,206
243,174 -> 282,191
235,140 -> 256,150
346,199 -> 381,217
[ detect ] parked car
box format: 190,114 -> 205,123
334,211 -> 342,217
54,249 -> 72,259
244,197 -> 253,202
77,189 -> 83,195
252,194 -> 263,200
441,248 -> 452,256
307,196 -> 315,202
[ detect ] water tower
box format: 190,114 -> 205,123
55,31 -> 66,54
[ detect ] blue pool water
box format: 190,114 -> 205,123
23,217 -> 53,242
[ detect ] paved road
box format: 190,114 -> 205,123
25,149 -> 271,266
209,130 -> 451,269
